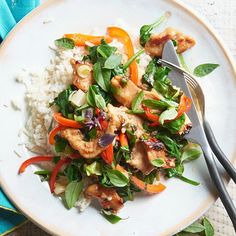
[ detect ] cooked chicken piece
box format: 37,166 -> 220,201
111,75 -> 160,108
107,104 -> 144,138
128,141 -> 154,175
61,128 -> 106,158
145,27 -> 196,57
70,59 -> 94,92
178,113 -> 192,135
85,183 -> 123,212
143,139 -> 175,168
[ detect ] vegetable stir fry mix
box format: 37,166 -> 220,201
19,14 -> 218,223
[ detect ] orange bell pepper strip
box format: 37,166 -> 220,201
54,113 -> 82,129
119,133 -> 129,148
49,158 -> 71,193
48,125 -> 66,145
131,176 -> 166,194
100,144 -> 114,165
64,33 -> 112,46
176,94 -> 192,118
19,156 -> 54,174
107,26 -> 139,85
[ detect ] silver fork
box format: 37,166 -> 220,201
159,59 -> 236,183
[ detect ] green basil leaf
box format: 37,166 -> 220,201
183,222 -> 205,233
181,143 -> 202,163
104,54 -> 122,69
106,169 -> 129,187
151,158 -> 165,167
54,136 -> 68,153
203,217 -> 214,236
156,134 -> 181,159
88,127 -> 97,139
163,114 -> 185,134
101,210 -> 122,224
86,86 -> 96,107
93,62 -> 110,92
131,91 -> 144,112
55,38 -> 75,49
142,99 -> 170,110
139,13 -> 169,46
194,63 -> 219,77
94,94 -> 106,110
54,86 -> 74,117
85,161 -> 102,176
65,181 -> 83,209
159,108 -> 178,125
142,58 -> 157,87
64,164 -> 82,182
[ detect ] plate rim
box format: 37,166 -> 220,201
0,0 -> 235,235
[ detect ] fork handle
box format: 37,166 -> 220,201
203,120 -> 236,184
203,146 -> 236,231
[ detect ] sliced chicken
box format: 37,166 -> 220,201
177,113 -> 192,135
128,141 -> 154,175
85,183 -> 123,212
143,138 -> 175,168
111,75 -> 160,108
107,104 -> 144,138
145,27 -> 196,57
61,128 -> 106,158
70,59 -> 94,92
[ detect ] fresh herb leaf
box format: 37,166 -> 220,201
94,94 -> 106,110
142,99 -> 168,110
93,61 -> 110,92
126,129 -> 137,149
151,158 -> 165,167
65,181 -> 83,209
203,217 -> 214,236
85,161 -> 102,176
163,114 -> 185,134
55,38 -> 75,49
156,134 -> 181,159
194,63 -> 219,77
106,169 -> 129,187
34,170 -> 51,181
131,91 -> 144,112
101,209 -> 122,224
181,143 -> 202,163
142,58 -> 157,87
159,108 -> 178,125
88,127 -> 97,139
104,54 -> 122,69
54,136 -> 68,153
54,86 -> 74,117
183,222 -> 205,233
139,13 -> 169,46
86,86 -> 96,107
64,164 -> 82,182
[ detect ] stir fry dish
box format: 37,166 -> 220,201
19,14 -> 205,223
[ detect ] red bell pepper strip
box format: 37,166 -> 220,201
107,26 -> 139,85
143,106 -> 160,123
49,158 -> 71,193
54,113 -> 82,128
131,176 -> 166,194
48,125 -> 66,145
100,144 -> 114,165
19,156 -> 54,174
64,33 -> 112,46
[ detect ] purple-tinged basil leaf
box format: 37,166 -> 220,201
85,108 -> 94,120
99,133 -> 116,147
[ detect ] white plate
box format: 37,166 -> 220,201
0,0 -> 236,235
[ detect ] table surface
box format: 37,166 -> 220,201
7,0 -> 236,235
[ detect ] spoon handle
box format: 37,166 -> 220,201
203,146 -> 236,231
204,120 -> 236,184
